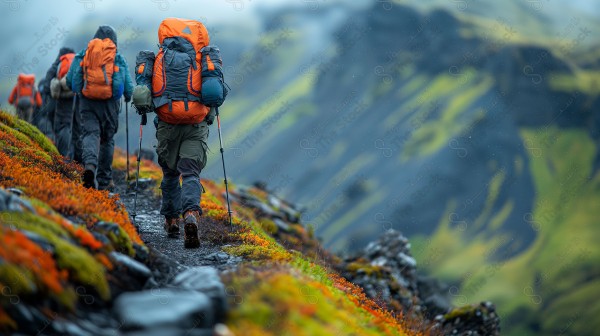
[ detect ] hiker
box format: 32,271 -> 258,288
133,18 -> 227,248
32,77 -> 56,142
8,73 -> 43,123
44,47 -> 76,157
66,25 -> 133,190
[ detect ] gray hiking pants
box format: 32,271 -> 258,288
156,120 -> 209,219
80,97 -> 119,188
54,97 -> 75,157
71,97 -> 83,163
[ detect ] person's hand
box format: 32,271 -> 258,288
205,114 -> 214,125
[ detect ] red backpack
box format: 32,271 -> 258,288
151,18 -> 210,124
81,38 -> 117,100
57,53 -> 75,79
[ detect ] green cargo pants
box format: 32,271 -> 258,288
156,120 -> 209,218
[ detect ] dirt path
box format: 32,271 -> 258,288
114,171 -> 240,272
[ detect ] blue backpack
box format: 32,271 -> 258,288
199,46 -> 228,107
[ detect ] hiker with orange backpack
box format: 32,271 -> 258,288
66,26 -> 133,190
41,47 -> 76,157
8,74 -> 43,123
133,18 -> 228,248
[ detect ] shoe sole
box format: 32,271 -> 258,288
83,170 -> 96,189
184,223 -> 200,248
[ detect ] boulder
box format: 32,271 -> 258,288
170,266 -> 228,322
109,252 -> 152,284
114,289 -> 214,330
0,188 -> 34,212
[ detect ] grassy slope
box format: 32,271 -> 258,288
412,127 -> 600,335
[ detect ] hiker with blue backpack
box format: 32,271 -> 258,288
66,25 -> 134,190
132,18 -> 229,248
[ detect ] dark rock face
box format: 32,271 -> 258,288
339,230 -> 421,310
339,229 -> 500,335
114,289 -> 213,331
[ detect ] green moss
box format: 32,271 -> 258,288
5,212 -> 110,300
346,261 -> 384,278
259,219 -> 278,235
0,111 -> 58,155
549,70 -> 600,95
0,264 -> 36,297
225,269 -> 409,336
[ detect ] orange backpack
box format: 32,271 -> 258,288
81,38 -> 117,100
151,18 -> 210,124
14,74 -> 38,107
57,53 -> 75,79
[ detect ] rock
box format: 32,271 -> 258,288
200,252 -> 242,268
214,323 -> 235,336
22,230 -> 55,253
114,289 -> 214,330
339,230 -> 420,312
92,221 -> 122,236
133,243 -> 149,263
417,276 -> 452,317
128,178 -> 154,190
109,252 -> 152,284
273,218 -> 290,232
7,187 -> 23,196
0,188 -> 35,212
170,266 -> 227,322
435,301 -> 501,336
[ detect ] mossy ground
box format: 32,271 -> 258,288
0,111 -> 144,333
197,180 -> 427,335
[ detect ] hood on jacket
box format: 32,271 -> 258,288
93,25 -> 117,46
58,47 -> 75,57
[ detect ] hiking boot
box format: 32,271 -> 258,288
183,210 -> 200,248
163,217 -> 180,238
98,180 -> 115,192
83,164 -> 97,189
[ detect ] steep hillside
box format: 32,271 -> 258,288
201,3 -> 600,335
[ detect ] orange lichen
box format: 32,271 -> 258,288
0,151 -> 141,244
0,228 -> 67,294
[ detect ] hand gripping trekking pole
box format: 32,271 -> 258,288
132,111 -> 147,232
216,107 -> 233,230
125,100 -> 131,181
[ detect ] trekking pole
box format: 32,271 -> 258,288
125,100 -> 130,181
215,107 -> 233,230
132,112 -> 147,232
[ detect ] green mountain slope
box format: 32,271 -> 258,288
200,3 -> 600,335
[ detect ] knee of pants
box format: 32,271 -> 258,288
177,158 -> 201,178
82,119 -> 100,137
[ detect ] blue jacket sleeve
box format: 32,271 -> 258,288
114,53 -> 133,100
66,50 -> 85,93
